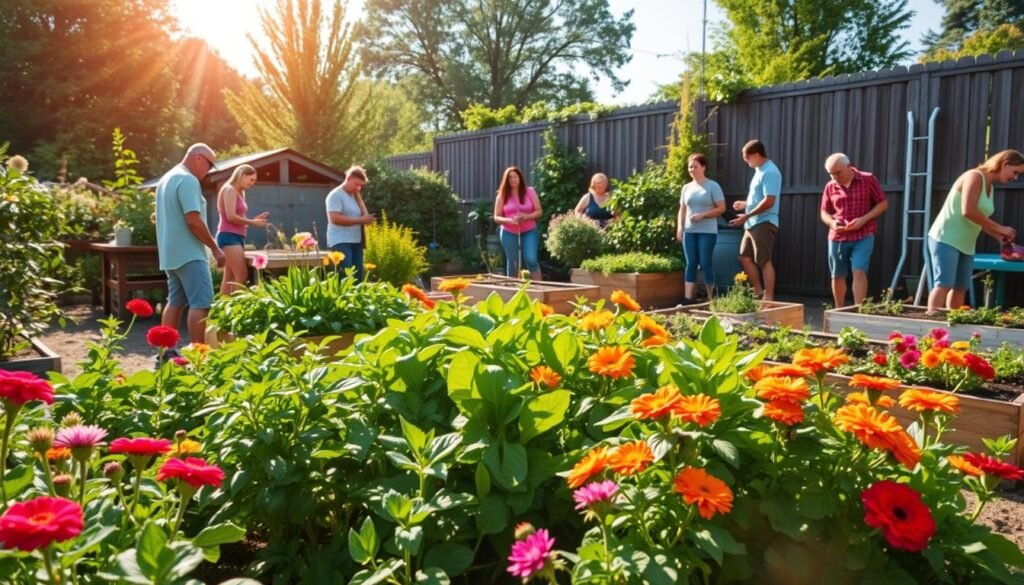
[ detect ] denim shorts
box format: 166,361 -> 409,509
828,235 -> 875,278
166,259 -> 214,309
216,232 -> 245,248
928,237 -> 974,290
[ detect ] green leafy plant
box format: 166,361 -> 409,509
858,289 -> 904,316
605,163 -> 680,256
948,305 -> 1024,328
364,212 -> 429,286
52,181 -> 116,241
544,213 -> 605,268
361,162 -> 463,249
708,272 -> 760,313
533,128 -> 586,236
103,128 -> 155,245
579,252 -> 682,274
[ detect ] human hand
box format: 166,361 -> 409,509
733,201 -> 747,211
728,214 -> 747,227
832,218 -> 847,231
675,229 -> 683,242
514,213 -> 526,224
363,213 -> 376,225
213,247 -> 226,267
251,212 -> 269,228
996,225 -> 1016,243
846,217 -> 867,231
689,212 -> 704,222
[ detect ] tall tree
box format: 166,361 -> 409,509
922,0 -> 1024,58
224,0 -> 371,168
357,0 -> 635,128
712,0 -> 912,89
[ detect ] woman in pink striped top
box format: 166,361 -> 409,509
216,164 -> 269,295
493,166 -> 543,279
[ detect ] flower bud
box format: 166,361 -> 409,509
53,474 -> 73,498
514,522 -> 535,540
27,428 -> 54,455
103,461 -> 124,482
60,412 -> 85,428
175,429 -> 187,442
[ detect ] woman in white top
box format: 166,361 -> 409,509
676,153 -> 726,302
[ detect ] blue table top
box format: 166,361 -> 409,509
973,254 -> 1024,272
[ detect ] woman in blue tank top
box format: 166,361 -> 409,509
573,173 -> 617,227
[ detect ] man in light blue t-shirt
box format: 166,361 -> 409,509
155,143 -> 224,348
729,139 -> 782,300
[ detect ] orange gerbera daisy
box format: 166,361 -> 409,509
673,467 -> 734,519
846,392 -> 895,409
753,376 -> 810,404
402,284 -> 436,309
437,277 -> 472,293
762,364 -> 814,378
834,404 -> 904,451
642,334 -> 670,348
887,429 -> 922,469
947,454 -> 983,477
849,374 -> 902,392
940,349 -> 967,367
529,365 -> 562,389
579,310 -> 615,331
46,447 -> 72,461
637,314 -> 670,338
744,365 -> 768,382
567,446 -> 611,488
607,441 -> 654,476
588,346 -> 635,379
610,290 -> 641,312
898,389 -> 959,414
920,349 -> 942,369
763,400 -> 804,425
673,394 -> 722,427
631,385 -> 684,420
538,302 -> 555,317
792,347 -> 849,374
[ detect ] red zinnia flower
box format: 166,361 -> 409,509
963,353 -> 995,380
156,457 -> 225,489
146,325 -> 180,349
125,298 -> 154,318
861,481 -> 936,552
109,437 -> 173,457
0,496 -> 83,551
962,453 -> 1024,481
0,370 -> 54,406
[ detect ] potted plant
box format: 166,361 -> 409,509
113,220 -> 133,246
680,272 -> 805,328
570,251 -> 685,309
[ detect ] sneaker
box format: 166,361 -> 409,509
153,349 -> 181,369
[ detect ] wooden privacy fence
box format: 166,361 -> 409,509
388,50 -> 1024,303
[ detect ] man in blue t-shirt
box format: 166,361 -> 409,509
155,143 -> 224,347
729,139 -> 782,300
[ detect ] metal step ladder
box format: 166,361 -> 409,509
889,107 -> 940,305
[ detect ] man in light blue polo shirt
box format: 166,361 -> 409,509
155,143 -> 225,347
730,139 -> 782,300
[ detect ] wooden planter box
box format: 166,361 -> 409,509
823,305 -> 1024,350
430,274 -> 600,314
569,269 -> 685,309
0,338 -> 62,376
684,300 -> 805,329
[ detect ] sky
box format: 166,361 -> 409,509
172,0 -> 945,105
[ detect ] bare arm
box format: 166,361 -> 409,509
730,195 -> 776,226
676,202 -> 686,241
524,189 -> 542,221
573,193 -> 590,216
493,195 -> 515,226
329,211 -> 367,226
960,172 -> 1015,242
185,211 -> 224,265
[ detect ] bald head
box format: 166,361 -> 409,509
825,153 -> 853,186
182,143 -> 217,179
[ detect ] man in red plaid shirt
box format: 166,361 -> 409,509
820,153 -> 889,308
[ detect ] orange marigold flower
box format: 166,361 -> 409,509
437,277 -> 472,293
763,400 -> 804,425
579,310 -> 614,331
834,404 -> 904,451
762,364 -> 814,378
898,389 -> 960,414
744,365 -> 768,382
849,374 -> 902,393
567,447 -> 611,488
792,347 -> 849,374
538,302 -> 555,317
846,392 -> 895,409
947,455 -> 983,477
46,447 -> 72,461
402,284 -> 436,309
642,334 -> 670,348
631,385 -> 684,420
529,366 -> 561,389
887,429 -> 922,470
673,467 -> 734,519
637,314 -> 669,338
940,349 -> 966,367
610,290 -> 641,312
920,349 -> 942,369
608,441 -> 654,476
753,376 -> 810,404
588,346 -> 635,379
673,394 -> 722,427
170,439 -> 202,457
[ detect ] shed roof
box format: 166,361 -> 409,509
141,148 -> 344,188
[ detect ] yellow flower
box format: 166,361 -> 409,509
170,439 -> 202,457
951,341 -> 970,350
364,263 -> 376,270
579,310 -> 614,331
329,251 -> 345,265
438,277 -> 472,293
734,272 -> 748,284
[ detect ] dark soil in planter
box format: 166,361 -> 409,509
861,305 -> 1024,330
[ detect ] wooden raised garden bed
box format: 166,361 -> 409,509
569,269 -> 685,309
0,338 -> 62,376
682,300 -> 805,329
430,274 -> 600,314
823,305 -> 1024,350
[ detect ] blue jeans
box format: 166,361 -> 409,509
683,232 -> 717,285
928,237 -> 973,290
500,228 -> 540,276
331,242 -> 364,282
828,235 -> 875,278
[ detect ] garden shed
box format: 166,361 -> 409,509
143,148 -> 344,248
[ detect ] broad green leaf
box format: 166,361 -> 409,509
424,543 -> 474,577
426,433 -> 463,465
484,442 -> 528,491
447,350 -> 479,405
699,316 -> 726,348
710,439 -> 740,468
475,495 -> 508,534
552,330 -> 580,370
981,532 -> 1024,567
474,463 -> 491,498
1,465 -> 33,500
400,416 -> 428,453
519,390 -> 571,443
443,326 -> 487,349
136,521 -> 168,578
192,523 -> 245,548
348,518 -> 375,565
394,525 -> 423,556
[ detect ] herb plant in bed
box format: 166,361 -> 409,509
570,252 -> 685,309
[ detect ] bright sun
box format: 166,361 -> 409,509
171,0 -> 274,77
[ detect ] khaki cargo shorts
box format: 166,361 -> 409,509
739,222 -> 778,266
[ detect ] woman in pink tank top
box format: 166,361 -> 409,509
216,164 -> 269,295
493,166 -> 543,279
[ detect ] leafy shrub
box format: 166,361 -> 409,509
361,162 -> 462,249
104,129 -> 155,245
603,215 -> 677,256
605,162 -> 681,256
365,212 -> 429,285
948,305 -> 1024,328
533,128 -> 586,236
52,181 -> 116,240
709,272 -> 760,313
209,264 -> 413,337
579,251 -> 682,274
460,101 -> 616,130
545,213 -> 604,268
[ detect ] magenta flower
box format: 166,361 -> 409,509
888,331 -> 902,341
171,356 -> 189,367
929,328 -> 949,342
573,480 -> 619,510
251,254 -> 268,270
899,350 -> 921,369
300,237 -> 317,250
54,425 -> 108,450
933,339 -> 950,349
902,334 -> 917,347
507,528 -> 556,579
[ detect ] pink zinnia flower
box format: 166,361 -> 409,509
507,528 -> 556,579
171,356 -> 189,367
0,496 -> 83,551
300,236 -> 317,250
54,425 -> 108,450
156,457 -> 225,489
109,437 -> 173,457
899,350 -> 921,369
251,254 -> 268,270
0,370 -> 54,406
929,328 -> 949,342
573,480 -> 619,510
902,334 -> 917,347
